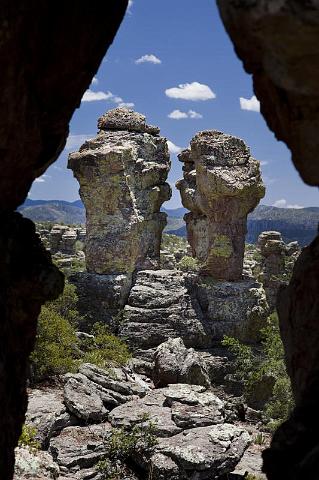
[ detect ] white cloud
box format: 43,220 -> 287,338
118,102 -> 135,109
91,76 -> 98,85
168,110 -> 188,119
239,95 -> 260,112
82,89 -> 113,102
135,54 -> 162,65
273,199 -> 304,209
260,160 -> 268,166
168,109 -> 203,119
66,134 -> 95,150
167,140 -> 182,155
81,89 -> 134,108
34,174 -> 51,183
188,110 -> 203,119
165,82 -> 216,101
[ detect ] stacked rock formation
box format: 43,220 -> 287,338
257,231 -> 292,310
177,131 -> 265,280
68,108 -> 171,274
49,225 -> 78,255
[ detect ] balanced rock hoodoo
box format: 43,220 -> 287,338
68,108 -> 171,274
177,131 -> 265,280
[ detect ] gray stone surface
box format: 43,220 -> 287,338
26,389 -> 76,448
69,272 -> 132,330
63,364 -> 150,423
177,130 -> 265,280
49,424 -> 111,469
152,423 -> 251,479
153,337 -> 211,388
14,447 -> 60,479
195,277 -> 269,343
68,108 -> 171,274
63,374 -> 108,423
120,270 -> 211,349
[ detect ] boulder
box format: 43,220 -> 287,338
257,231 -> 287,310
14,447 -> 59,480
151,423 -> 251,479
177,131 -> 265,280
63,374 -> 108,423
49,424 -> 111,469
63,363 -> 150,422
68,108 -> 171,274
25,389 -> 76,449
153,337 -> 210,388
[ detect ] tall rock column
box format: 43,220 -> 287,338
177,131 -> 265,280
68,108 -> 171,275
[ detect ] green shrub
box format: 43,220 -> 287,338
30,305 -> 78,381
18,425 -> 40,450
82,323 -> 131,368
97,415 -> 157,480
222,313 -> 294,429
48,280 -> 80,327
177,255 -> 199,272
161,233 -> 188,254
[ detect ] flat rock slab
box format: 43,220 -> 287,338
109,399 -> 182,437
49,424 -> 111,469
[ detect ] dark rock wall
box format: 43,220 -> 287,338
0,1 -> 127,478
217,1 -> 319,478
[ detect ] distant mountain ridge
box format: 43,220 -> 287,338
19,199 -> 319,246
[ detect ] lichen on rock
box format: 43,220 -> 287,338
68,108 -> 171,274
177,130 -> 265,280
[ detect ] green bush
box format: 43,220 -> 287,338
97,415 -> 157,480
161,233 -> 188,254
177,255 -> 199,272
30,305 -> 78,381
31,278 -> 131,382
222,312 -> 294,429
18,425 -> 40,450
49,280 -> 80,326
82,323 -> 131,368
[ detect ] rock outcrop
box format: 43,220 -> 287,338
153,337 -> 211,388
21,366 -> 251,480
216,2 -> 319,478
69,272 -> 132,330
119,270 -> 211,350
177,131 -> 265,280
68,108 -> 171,274
257,231 -> 287,310
120,269 -> 269,351
50,226 -> 78,255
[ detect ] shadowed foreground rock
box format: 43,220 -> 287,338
177,131 -> 264,280
216,1 -> 319,478
68,108 -> 171,274
0,214 -> 63,478
0,1 -> 128,477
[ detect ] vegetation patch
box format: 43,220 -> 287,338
97,414 -> 158,480
222,312 -> 294,430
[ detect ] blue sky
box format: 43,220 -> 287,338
29,0 -> 319,209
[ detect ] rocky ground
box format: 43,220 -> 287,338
15,356 -> 269,480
